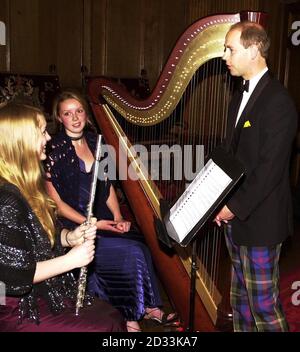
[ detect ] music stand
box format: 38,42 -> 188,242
154,147 -> 244,331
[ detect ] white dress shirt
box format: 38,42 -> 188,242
235,67 -> 269,126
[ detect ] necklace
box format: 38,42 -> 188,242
69,134 -> 84,141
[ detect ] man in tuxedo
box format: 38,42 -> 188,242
214,21 -> 298,331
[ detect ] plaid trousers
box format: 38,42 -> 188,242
224,224 -> 289,332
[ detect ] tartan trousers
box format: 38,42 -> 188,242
224,224 -> 289,332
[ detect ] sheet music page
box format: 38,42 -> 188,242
169,159 -> 232,242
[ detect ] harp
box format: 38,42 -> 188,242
87,11 -> 267,331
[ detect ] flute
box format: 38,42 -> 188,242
75,134 -> 102,316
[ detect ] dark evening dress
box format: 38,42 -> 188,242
0,183 -> 126,332
45,130 -> 162,321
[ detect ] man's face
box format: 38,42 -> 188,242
222,29 -> 252,79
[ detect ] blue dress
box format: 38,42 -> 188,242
45,130 -> 162,321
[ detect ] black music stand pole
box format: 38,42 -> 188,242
186,239 -> 198,332
155,199 -> 199,331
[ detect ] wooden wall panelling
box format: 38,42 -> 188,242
33,0 -> 84,88
138,0 -> 187,89
89,0 -> 186,89
278,1 -> 300,187
55,0 -> 83,88
38,0 -> 58,75
4,0 -> 84,88
4,0 -> 290,91
283,2 -> 300,112
90,0 -> 109,76
286,2 -> 300,187
4,0 -> 99,88
82,0 -> 92,79
160,0 -> 187,78
10,0 -> 40,73
105,0 -> 142,77
258,0 -> 285,79
187,0 -> 213,22
142,0 -> 164,89
187,0 -> 261,24
276,0 -> 300,96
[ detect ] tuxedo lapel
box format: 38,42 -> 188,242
227,90 -> 242,148
229,72 -> 271,153
236,72 -> 271,130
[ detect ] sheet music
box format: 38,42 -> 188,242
169,159 -> 232,242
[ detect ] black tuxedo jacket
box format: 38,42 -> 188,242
223,72 -> 298,246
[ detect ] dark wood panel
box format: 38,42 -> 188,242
90,0 -> 110,76
38,0 -> 58,74
10,0 -> 39,72
56,0 -> 83,88
143,0 -> 187,89
3,0 -> 297,94
143,0 -> 163,89
106,0 -> 142,77
283,2 -> 300,113
7,0 -> 83,88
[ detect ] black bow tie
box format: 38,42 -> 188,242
240,80 -> 249,93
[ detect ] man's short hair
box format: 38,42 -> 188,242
229,21 -> 270,58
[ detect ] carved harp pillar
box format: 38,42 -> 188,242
87,11 -> 267,331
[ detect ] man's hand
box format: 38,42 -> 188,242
214,205 -> 235,226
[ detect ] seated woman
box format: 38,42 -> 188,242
45,90 -> 177,332
0,102 -> 126,332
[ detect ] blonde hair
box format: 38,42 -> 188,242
0,103 -> 57,246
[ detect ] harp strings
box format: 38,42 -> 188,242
110,57 -> 232,303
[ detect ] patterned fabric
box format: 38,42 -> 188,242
0,182 -> 92,324
44,129 -> 102,229
45,130 -> 163,321
225,224 -> 289,332
0,73 -> 60,118
88,232 -> 162,321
